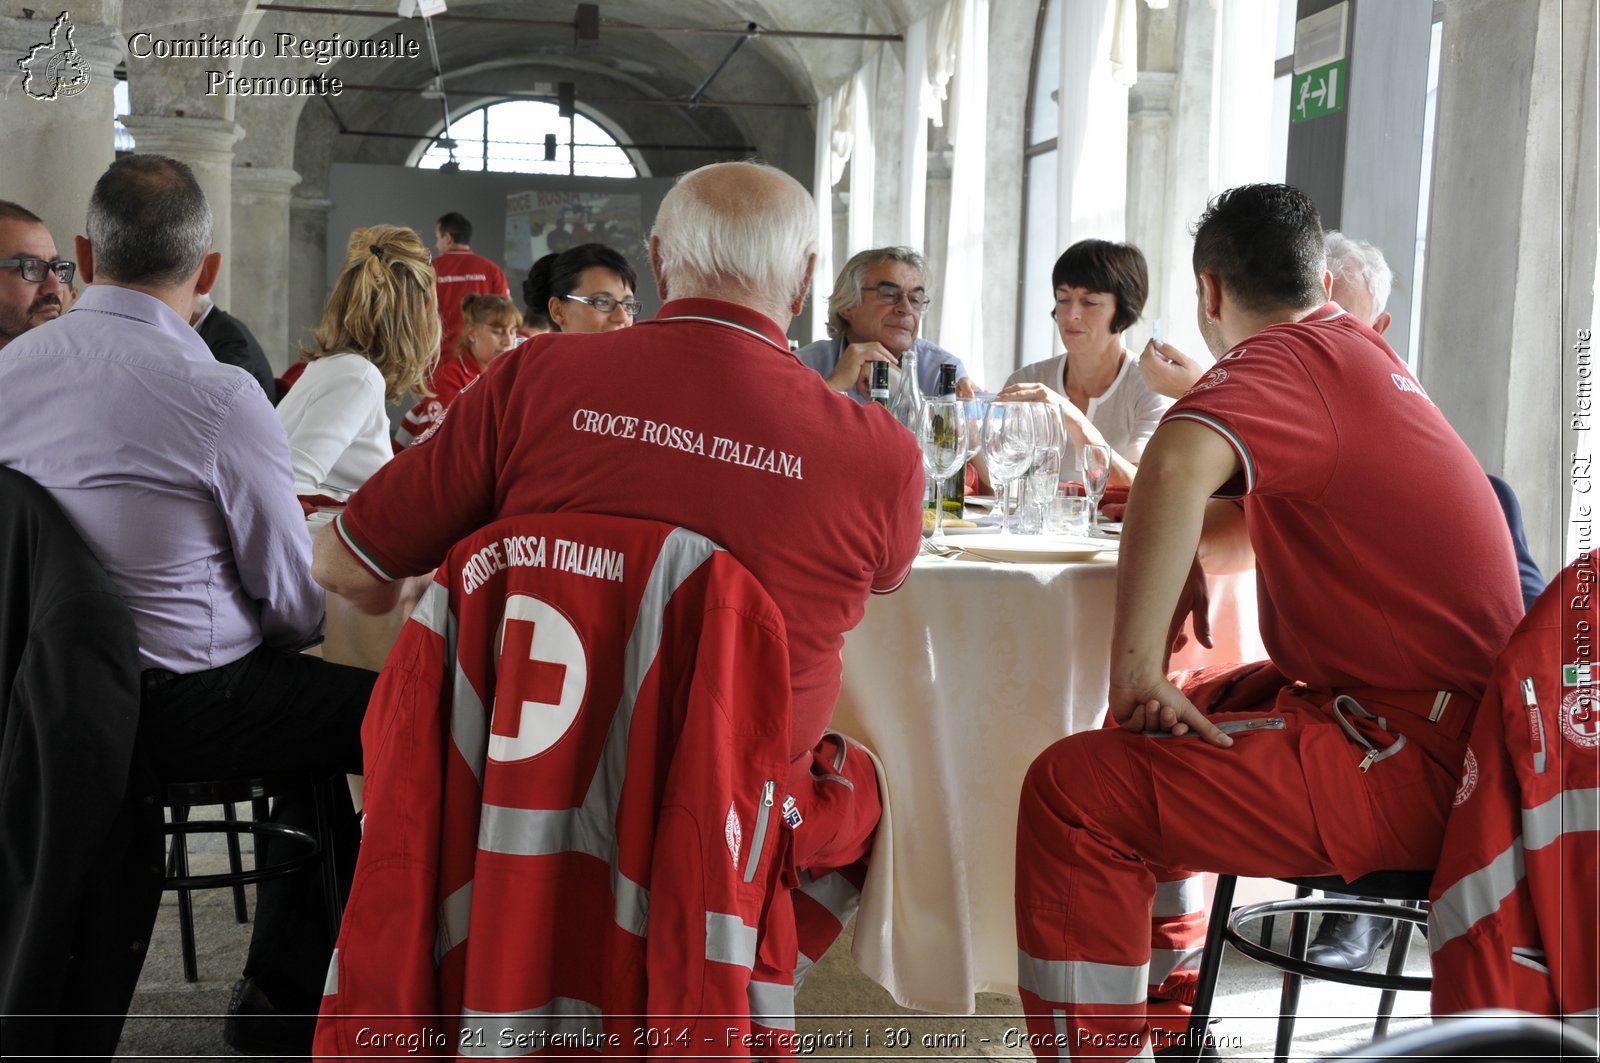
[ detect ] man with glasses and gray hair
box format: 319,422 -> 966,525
796,246 -> 979,400
0,201 -> 74,351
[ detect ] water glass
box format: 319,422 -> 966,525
1046,492 -> 1092,537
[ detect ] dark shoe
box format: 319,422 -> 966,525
222,977 -> 317,1056
1304,912 -> 1396,972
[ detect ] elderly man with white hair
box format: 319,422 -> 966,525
314,160 -> 924,976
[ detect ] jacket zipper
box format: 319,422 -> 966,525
743,780 -> 775,884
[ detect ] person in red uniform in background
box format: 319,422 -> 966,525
430,211 -> 509,358
1012,183 -> 1523,1060
313,160 -> 924,985
393,293 -> 520,449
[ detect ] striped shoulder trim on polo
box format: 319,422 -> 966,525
1163,411 -> 1256,494
651,313 -> 790,354
334,511 -> 397,582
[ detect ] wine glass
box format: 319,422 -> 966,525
982,401 -> 1035,535
1082,443 -> 1111,536
917,398 -> 968,544
1022,405 -> 1064,534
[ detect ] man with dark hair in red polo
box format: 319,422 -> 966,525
431,210 -> 510,358
315,161 -> 923,980
1012,183 -> 1522,1060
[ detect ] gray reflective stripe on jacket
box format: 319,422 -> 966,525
747,978 -> 797,1030
459,1000 -> 601,1058
1430,788 -> 1600,950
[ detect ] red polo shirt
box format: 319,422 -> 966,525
337,298 -> 924,757
1165,303 -> 1521,699
433,249 -> 510,357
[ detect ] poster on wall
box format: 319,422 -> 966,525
504,190 -> 644,282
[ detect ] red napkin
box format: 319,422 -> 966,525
298,493 -> 345,519
1100,485 -> 1130,521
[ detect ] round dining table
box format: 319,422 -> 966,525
830,545 -> 1265,1014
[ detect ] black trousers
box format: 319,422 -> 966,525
140,644 -> 375,1013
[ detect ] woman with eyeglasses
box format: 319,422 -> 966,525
522,243 -> 640,334
277,225 -> 438,502
998,239 -> 1172,488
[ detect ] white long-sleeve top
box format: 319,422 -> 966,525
276,353 -> 391,500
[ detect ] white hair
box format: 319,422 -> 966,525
1324,230 -> 1392,315
650,161 -> 816,305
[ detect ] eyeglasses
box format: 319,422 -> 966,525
0,256 -> 75,285
861,283 -> 932,312
563,293 -> 641,316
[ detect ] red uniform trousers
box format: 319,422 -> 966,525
1015,663 -> 1472,1061
789,732 -> 882,985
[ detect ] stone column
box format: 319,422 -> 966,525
288,193 -> 333,370
0,16 -> 124,250
231,166 -> 301,371
1126,72 -> 1174,352
1420,0 -> 1583,574
118,115 -> 244,306
1155,0 -> 1216,361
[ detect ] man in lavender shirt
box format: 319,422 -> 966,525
0,155 -> 372,1054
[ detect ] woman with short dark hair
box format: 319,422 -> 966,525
999,238 -> 1172,487
522,243 -> 639,334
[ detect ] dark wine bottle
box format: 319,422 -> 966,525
934,363 -> 964,519
870,361 -> 892,408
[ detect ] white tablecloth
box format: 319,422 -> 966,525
832,552 -> 1264,1014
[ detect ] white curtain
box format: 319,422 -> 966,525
812,93 -> 836,341
1210,0 -> 1277,192
900,16 -> 931,251
937,0 -> 989,368
1057,0 -> 1130,250
848,59 -> 878,256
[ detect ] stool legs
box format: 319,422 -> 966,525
223,801 -> 249,924
1273,887 -> 1314,1063
1183,874 -> 1237,1056
165,803 -> 199,983
1373,901 -> 1421,1039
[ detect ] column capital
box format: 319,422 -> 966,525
119,114 -> 243,163
0,16 -> 125,87
290,194 -> 333,215
233,166 -> 302,200
1130,72 -> 1176,118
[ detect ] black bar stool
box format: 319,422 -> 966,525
1185,870 -> 1433,1062
161,774 -> 345,983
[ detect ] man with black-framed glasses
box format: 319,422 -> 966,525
0,201 -> 73,351
796,246 -> 979,402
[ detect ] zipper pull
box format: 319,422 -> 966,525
761,780 -> 775,807
1358,749 -> 1379,774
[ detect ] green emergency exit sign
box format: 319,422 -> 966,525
1292,60 -> 1347,124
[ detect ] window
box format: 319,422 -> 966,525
413,100 -> 639,178
114,78 -> 134,153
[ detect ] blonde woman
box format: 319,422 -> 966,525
394,293 -> 522,449
278,225 -> 438,500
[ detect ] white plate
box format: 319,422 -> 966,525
922,524 -> 991,537
951,533 -> 1114,563
964,495 -> 998,510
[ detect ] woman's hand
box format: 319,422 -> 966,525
995,381 -> 1105,449
1109,672 -> 1232,747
